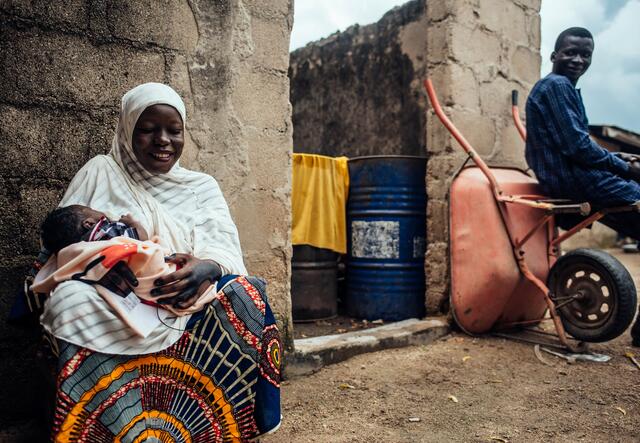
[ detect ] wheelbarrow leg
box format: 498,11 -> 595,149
517,255 -> 588,353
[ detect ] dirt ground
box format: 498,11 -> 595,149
265,250 -> 640,443
293,316 -> 384,339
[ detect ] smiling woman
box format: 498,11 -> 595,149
18,83 -> 283,442
132,104 -> 185,173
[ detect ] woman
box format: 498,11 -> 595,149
36,83 -> 282,442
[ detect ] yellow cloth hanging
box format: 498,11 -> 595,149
292,154 -> 350,254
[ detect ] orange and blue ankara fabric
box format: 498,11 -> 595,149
51,276 -> 282,442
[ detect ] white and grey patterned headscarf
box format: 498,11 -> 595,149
61,82 -> 247,274
110,82 -> 187,190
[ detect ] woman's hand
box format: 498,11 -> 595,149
151,253 -> 222,309
97,261 -> 139,297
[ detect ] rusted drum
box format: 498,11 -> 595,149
291,245 -> 339,322
346,156 -> 427,321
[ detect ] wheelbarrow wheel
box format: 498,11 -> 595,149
548,248 -> 637,343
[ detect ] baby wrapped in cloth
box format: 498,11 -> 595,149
32,205 -> 222,337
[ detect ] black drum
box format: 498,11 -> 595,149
291,245 -> 339,322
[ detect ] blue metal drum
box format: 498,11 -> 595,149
346,156 -> 427,321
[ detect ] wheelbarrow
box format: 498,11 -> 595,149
423,79 -> 638,352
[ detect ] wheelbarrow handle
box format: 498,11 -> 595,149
423,78 -> 503,196
512,90 -> 519,106
511,89 -> 527,142
549,202 -> 591,216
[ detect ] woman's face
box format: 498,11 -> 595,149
132,104 -> 184,173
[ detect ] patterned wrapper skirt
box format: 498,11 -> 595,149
51,276 -> 282,442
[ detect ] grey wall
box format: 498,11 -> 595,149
424,0 -> 541,312
0,0 -> 293,436
289,0 -> 428,158
288,0 -> 541,316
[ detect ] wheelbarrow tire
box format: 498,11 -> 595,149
548,248 -> 637,343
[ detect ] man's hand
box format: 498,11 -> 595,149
616,152 -> 640,163
151,254 -> 222,309
624,161 -> 640,182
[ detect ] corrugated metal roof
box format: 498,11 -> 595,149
589,125 -> 640,150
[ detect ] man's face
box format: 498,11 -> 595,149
551,35 -> 594,85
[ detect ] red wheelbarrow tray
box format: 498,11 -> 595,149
423,78 -> 640,346
450,166 -> 550,333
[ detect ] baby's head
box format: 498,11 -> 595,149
41,205 -> 107,253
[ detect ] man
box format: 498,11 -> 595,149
525,27 -> 640,347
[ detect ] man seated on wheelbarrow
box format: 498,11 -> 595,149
524,27 -> 640,347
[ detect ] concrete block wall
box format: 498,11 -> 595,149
289,0 -> 429,158
0,0 -> 293,433
425,0 -> 541,312
288,0 -> 540,316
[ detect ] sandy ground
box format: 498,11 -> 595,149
293,316 -> 383,339
265,250 -> 640,443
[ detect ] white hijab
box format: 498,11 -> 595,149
61,82 -> 246,274
41,83 -> 246,355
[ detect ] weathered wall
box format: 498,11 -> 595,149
288,0 -> 540,316
289,0 -> 428,157
0,0 -> 293,435
425,0 -> 541,312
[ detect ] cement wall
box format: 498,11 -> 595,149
289,0 -> 428,157
0,0 -> 293,435
288,0 -> 541,315
425,0 -> 541,313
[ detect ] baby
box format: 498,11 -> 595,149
34,205 -> 223,336
40,205 -> 148,253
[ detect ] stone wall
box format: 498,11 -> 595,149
0,0 -> 293,434
289,0 -> 429,157
424,0 -> 541,313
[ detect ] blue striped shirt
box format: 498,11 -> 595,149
525,73 -> 640,206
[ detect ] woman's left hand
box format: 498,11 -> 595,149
151,253 -> 222,308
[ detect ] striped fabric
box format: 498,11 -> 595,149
43,279 -> 183,354
525,73 -> 640,206
39,82 -> 248,354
